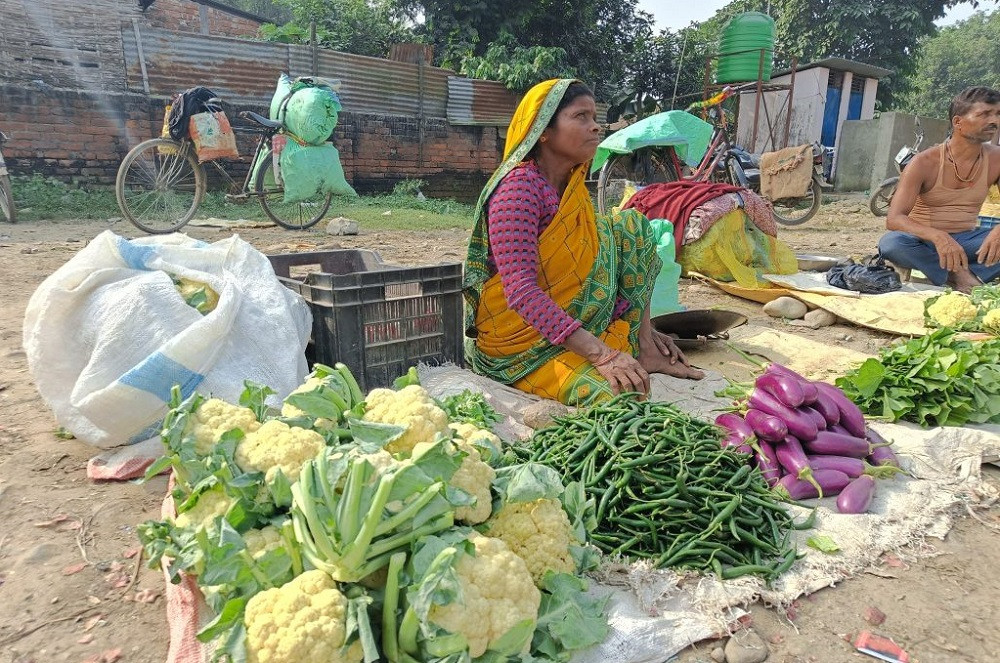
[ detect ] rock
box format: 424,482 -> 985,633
803,308 -> 838,328
863,606 -> 887,626
724,630 -> 769,663
710,645 -> 728,662
522,400 -> 570,429
762,297 -> 807,320
326,217 -> 360,236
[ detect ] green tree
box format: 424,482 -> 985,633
901,9 -> 1000,118
259,0 -> 414,58
459,32 -> 574,92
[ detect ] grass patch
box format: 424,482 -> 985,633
9,175 -> 476,231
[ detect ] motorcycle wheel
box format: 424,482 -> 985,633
869,177 -> 898,218
770,176 -> 822,226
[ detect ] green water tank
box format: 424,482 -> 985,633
716,12 -> 776,84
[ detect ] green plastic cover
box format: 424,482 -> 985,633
591,110 -> 714,174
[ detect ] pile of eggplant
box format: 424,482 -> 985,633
716,363 -> 901,515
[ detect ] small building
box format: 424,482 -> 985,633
735,57 -> 892,170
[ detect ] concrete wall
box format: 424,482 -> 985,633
834,112 -> 951,192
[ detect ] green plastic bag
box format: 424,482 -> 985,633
279,140 -> 357,203
269,74 -> 342,145
649,218 -> 683,316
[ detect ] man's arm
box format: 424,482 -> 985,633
975,145 -> 1000,265
887,152 -> 969,272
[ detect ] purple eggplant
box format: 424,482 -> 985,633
806,454 -> 865,478
744,408 -> 788,443
809,390 -> 841,427
829,423 -> 851,436
798,406 -> 828,432
836,475 -> 876,514
867,444 -> 900,469
722,432 -> 754,455
802,431 -> 872,458
775,469 -> 851,500
755,371 -> 806,408
765,362 -> 807,381
776,436 -> 824,496
814,382 -> 867,438
798,379 -> 819,405
755,440 -> 782,486
748,388 -> 818,442
716,413 -> 754,442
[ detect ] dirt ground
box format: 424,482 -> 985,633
0,198 -> 997,663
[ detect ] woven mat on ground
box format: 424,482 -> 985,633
792,290 -> 938,337
418,365 -> 999,663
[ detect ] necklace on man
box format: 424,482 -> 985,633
945,140 -> 983,183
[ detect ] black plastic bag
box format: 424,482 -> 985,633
826,255 -> 901,294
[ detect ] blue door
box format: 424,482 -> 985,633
848,89 -> 863,120
822,85 -> 842,146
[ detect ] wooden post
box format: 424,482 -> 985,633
751,48 -> 765,150
418,52 -> 425,168
131,18 -> 150,95
310,21 -> 318,76
783,57 -> 797,149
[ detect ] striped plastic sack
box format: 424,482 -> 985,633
23,230 -> 311,450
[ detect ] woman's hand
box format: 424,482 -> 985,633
592,349 -> 650,396
651,330 -> 691,366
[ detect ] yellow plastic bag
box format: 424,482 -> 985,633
677,210 -> 797,288
157,104 -> 178,156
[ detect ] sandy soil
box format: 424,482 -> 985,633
0,198 -> 997,663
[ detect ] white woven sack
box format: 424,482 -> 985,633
23,230 -> 311,448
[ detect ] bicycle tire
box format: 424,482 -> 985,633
596,148 -> 677,215
0,175 -> 14,224
254,156 -> 331,230
869,177 -> 898,217
116,138 -> 205,234
770,176 -> 822,226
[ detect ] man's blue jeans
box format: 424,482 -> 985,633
878,228 -> 1000,286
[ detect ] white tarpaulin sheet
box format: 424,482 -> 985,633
419,365 -> 1000,663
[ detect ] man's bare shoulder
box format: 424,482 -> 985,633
902,144 -> 941,184
987,142 -> 1000,162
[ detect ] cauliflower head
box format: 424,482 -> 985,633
450,422 -> 502,453
428,533 -> 540,658
983,308 -> 1000,334
235,420 -> 325,483
244,569 -> 362,663
174,485 -> 233,530
485,498 -> 575,586
413,438 -> 495,524
363,385 -> 449,455
184,398 -> 261,456
927,292 -> 978,327
244,525 -> 283,559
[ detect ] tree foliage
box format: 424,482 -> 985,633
459,33 -> 573,92
259,0 -> 413,57
901,9 -> 1000,118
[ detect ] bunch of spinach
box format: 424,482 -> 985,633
435,390 -> 502,430
836,328 -> 1000,427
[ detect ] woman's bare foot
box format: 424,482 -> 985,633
638,333 -> 705,379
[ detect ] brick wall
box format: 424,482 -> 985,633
0,84 -> 500,200
144,0 -> 263,38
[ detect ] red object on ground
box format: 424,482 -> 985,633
624,180 -> 743,248
854,631 -> 910,662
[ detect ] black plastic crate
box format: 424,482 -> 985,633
268,249 -> 464,391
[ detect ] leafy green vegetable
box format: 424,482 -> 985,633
837,328 -> 1000,426
436,390 -> 502,430
806,535 -> 840,554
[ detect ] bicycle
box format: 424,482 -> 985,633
0,131 -> 14,224
596,85 -> 825,226
115,103 -> 332,234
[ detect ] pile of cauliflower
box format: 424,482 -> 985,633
925,288 -> 1000,334
142,369 -> 603,663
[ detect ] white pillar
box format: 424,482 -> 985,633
831,71 -> 853,179
861,77 -> 878,119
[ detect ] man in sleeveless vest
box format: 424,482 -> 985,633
879,87 -> 1000,292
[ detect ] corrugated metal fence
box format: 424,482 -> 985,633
122,25 -> 515,124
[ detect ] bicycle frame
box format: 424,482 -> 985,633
202,125 -> 274,198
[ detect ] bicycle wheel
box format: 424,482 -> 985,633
255,157 -> 331,230
0,175 -> 14,224
770,176 -> 822,226
116,138 -> 205,234
596,148 -> 677,215
869,177 -> 898,217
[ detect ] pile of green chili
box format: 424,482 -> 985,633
512,394 -> 808,580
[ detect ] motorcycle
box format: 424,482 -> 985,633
0,131 -> 13,224
869,119 -> 923,217
725,141 -> 829,225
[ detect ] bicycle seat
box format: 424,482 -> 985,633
240,110 -> 283,131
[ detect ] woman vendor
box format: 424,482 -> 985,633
464,78 -> 704,406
